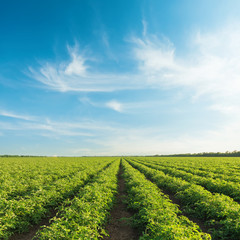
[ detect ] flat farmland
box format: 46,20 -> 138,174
0,156 -> 240,239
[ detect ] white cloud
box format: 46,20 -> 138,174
105,100 -> 123,112
79,97 -> 95,105
29,63 -> 139,93
1,108 -> 240,155
0,113 -> 118,138
133,24 -> 240,101
26,22 -> 240,155
79,97 -> 124,112
29,45 -> 90,92
79,96 -> 170,114
132,35 -> 177,73
0,110 -> 35,121
83,121 -> 240,156
30,23 -> 240,103
209,104 -> 240,115
64,45 -> 87,76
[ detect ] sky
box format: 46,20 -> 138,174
1,0 -> 240,156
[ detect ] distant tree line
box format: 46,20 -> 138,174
153,150 -> 240,157
1,151 -> 240,158
0,155 -> 44,157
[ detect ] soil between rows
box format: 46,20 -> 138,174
161,188 -> 210,233
9,161 -> 210,240
9,209 -> 56,240
8,165 -> 109,240
103,163 -> 140,240
9,163 -> 140,240
128,161 -> 212,235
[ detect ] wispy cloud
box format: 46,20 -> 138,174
142,19 -> 148,37
79,96 -> 172,114
0,111 -> 117,138
29,45 -> 91,92
79,97 -> 125,113
1,108 -> 239,155
79,97 -> 96,105
64,44 -> 87,76
209,104 -> 240,115
83,120 -> 240,155
0,110 -> 36,121
30,22 -> 240,101
28,22 -> 240,135
29,61 -> 139,93
105,100 -> 123,112
133,23 -> 240,101
101,30 -> 118,61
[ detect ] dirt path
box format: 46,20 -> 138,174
162,189 -> 210,233
103,163 -> 140,240
128,161 -> 211,235
8,166 -> 108,240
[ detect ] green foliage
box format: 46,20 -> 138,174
122,160 -> 211,239
1,156 -> 240,239
127,158 -> 240,239
0,157 -> 116,239
136,158 -> 240,203
35,159 -> 120,239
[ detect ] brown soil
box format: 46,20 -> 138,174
9,209 -> 56,240
103,164 -> 140,240
162,189 -> 210,233
128,161 -> 212,234
8,166 -> 106,240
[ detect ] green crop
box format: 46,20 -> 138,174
1,156 -> 240,239
122,160 -> 211,240
127,158 -> 240,239
36,159 -> 120,239
0,157 -> 115,239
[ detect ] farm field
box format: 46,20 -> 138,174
0,156 -> 240,239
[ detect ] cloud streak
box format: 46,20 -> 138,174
0,118 -> 112,138
79,97 -> 125,112
0,108 -> 117,138
23,22 -> 240,155
29,23 -> 240,102
132,24 -> 240,100
0,110 -> 36,121
29,44 -> 141,92
1,107 -> 240,155
77,121 -> 240,156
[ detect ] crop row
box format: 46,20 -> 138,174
156,163 -> 240,183
133,158 -> 240,202
142,157 -> 240,178
0,157 -> 100,200
122,160 -> 211,239
138,157 -> 240,183
35,159 -> 120,240
0,158 -> 114,239
127,159 -> 240,240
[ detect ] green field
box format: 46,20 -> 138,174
0,156 -> 240,239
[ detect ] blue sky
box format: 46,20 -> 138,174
1,0 -> 240,155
